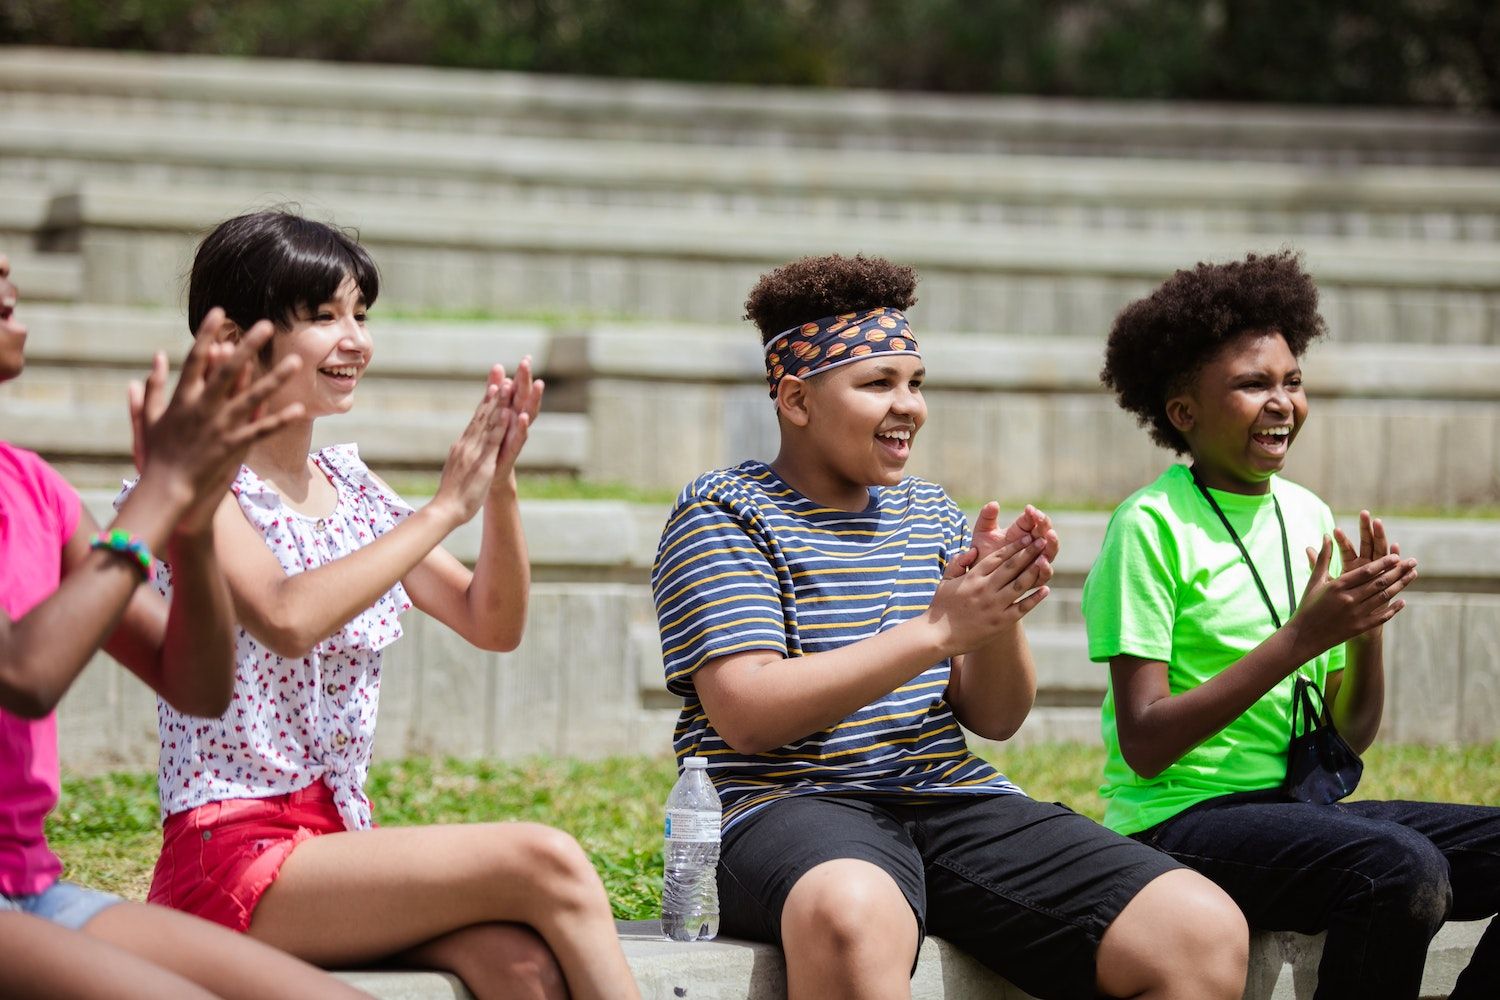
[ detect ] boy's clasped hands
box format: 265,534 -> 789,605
927,501 -> 1058,655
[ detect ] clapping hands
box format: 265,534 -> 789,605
432,357 -> 545,525
128,309 -> 305,534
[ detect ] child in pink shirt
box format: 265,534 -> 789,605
0,252 -> 369,999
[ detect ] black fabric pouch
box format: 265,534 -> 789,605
1284,675 -> 1363,804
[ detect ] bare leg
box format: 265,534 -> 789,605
0,911 -> 218,1000
399,922 -> 567,1000
1095,869 -> 1248,1000
82,902 -> 369,1000
249,822 -> 639,1000
780,859 -> 918,1000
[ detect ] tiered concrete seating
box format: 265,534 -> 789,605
11,181 -> 1500,345
4,114 -> 1499,241
13,45 -> 1494,995
3,46 -> 1497,165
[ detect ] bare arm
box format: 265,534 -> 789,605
1,316 -> 300,717
402,360 -> 544,652
1112,534 -> 1413,778
0,475 -> 189,718
220,367 -> 530,658
943,502 -> 1055,740
696,538 -> 1049,754
946,624 -> 1040,742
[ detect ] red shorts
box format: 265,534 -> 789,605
148,782 -> 346,932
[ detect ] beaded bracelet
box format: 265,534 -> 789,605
90,528 -> 155,582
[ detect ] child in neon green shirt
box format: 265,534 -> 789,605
1084,250 -> 1500,1000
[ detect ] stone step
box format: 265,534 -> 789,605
4,113 -> 1498,241
331,917 -> 1492,999
25,182 -> 1500,346
3,46 -> 1497,166
0,251 -> 81,303
14,304 -> 1500,508
0,397 -> 588,475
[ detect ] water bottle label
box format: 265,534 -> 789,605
664,809 -> 720,842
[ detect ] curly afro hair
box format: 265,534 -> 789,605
744,254 -> 918,344
1101,250 -> 1327,454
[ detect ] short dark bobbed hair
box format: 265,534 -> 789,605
1101,250 -> 1326,454
744,253 -> 918,344
187,210 -> 379,336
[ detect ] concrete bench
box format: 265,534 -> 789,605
3,46 -> 1497,166
332,917 -> 1491,999
4,114 -> 1498,242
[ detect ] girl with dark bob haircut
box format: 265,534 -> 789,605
1085,250 -> 1500,999
127,210 -> 641,1000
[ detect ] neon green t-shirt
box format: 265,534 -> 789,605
1082,464 -> 1346,836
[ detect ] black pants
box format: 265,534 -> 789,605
1137,792 -> 1500,1000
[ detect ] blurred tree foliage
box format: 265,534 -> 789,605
3,0 -> 1496,109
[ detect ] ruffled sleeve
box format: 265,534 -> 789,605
310,444 -> 414,654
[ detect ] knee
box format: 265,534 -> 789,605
498,823 -> 609,915
1102,870 -> 1248,1000
449,922 -> 567,1000
1360,830 -> 1452,931
782,862 -> 915,971
485,923 -> 566,999
1168,879 -> 1249,997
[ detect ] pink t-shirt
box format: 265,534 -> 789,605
0,442 -> 81,894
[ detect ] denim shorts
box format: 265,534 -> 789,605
0,879 -> 124,930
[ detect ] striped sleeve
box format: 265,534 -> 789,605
652,492 -> 788,697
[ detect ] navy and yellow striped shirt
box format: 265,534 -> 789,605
651,461 -> 1020,832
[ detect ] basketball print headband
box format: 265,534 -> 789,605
764,306 -> 922,398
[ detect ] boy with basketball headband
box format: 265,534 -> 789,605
651,253 -> 1248,1000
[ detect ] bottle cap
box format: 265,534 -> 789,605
684,756 -> 708,769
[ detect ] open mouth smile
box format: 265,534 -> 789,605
1250,425 -> 1292,454
318,364 -> 362,387
876,427 -> 913,459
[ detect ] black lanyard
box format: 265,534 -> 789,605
1189,466 -> 1296,629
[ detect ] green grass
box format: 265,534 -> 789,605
49,744 -> 1500,920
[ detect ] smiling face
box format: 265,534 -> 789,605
0,255 -> 27,383
259,275 -> 372,420
1168,328 -> 1307,495
775,353 -> 927,508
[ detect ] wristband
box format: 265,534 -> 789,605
90,529 -> 155,582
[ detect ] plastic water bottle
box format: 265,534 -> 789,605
661,756 -> 721,941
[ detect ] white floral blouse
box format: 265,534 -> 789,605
121,444 -> 413,830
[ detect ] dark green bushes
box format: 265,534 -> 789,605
3,0 -> 1496,109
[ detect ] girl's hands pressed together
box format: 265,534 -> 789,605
429,356 -> 547,527
429,365 -> 513,527
492,355 -> 545,490
1332,511 -> 1402,647
1287,530 -> 1416,664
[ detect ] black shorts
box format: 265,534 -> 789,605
718,793 -> 1183,1000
